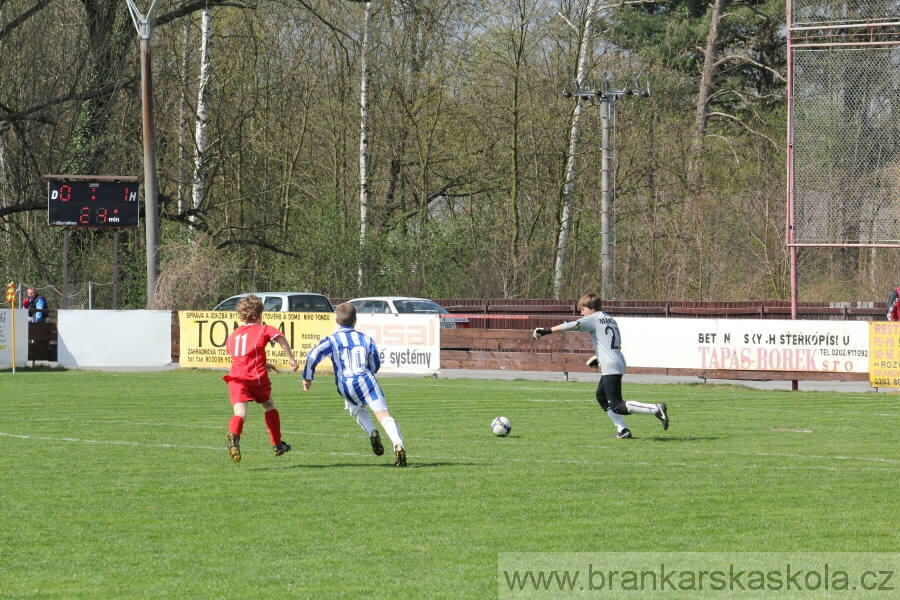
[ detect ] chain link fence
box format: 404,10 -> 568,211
792,0 -> 900,26
789,2 -> 900,246
792,47 -> 900,244
18,282 -> 115,314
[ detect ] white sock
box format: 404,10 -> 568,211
625,401 -> 659,415
380,417 -> 404,448
355,409 -> 376,435
606,409 -> 628,431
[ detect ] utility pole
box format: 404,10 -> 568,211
125,0 -> 161,308
564,78 -> 650,300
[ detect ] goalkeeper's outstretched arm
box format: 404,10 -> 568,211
532,325 -> 561,339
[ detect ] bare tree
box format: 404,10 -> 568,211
553,0 -> 599,299
190,7 -> 212,230
691,0 -> 727,178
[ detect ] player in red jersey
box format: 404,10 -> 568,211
224,294 -> 299,462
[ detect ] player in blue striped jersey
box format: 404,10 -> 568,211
303,302 -> 407,466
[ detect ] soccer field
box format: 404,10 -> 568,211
1,369 -> 898,598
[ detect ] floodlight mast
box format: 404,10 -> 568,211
563,78 -> 650,300
126,0 -> 161,308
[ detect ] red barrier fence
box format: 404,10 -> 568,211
331,299 -> 884,330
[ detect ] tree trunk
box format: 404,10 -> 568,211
358,1 -> 371,291
191,8 -> 212,226
177,18 -> 192,215
691,0 -> 727,176
554,0 -> 597,299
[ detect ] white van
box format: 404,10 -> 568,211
212,292 -> 334,313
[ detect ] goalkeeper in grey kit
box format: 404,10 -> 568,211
533,293 -> 669,439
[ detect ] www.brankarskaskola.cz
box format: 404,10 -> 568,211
502,564 -> 895,593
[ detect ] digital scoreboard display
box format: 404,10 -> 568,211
47,180 -> 140,228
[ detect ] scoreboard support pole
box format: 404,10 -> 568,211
113,231 -> 119,309
62,230 -> 69,309
59,230 -> 122,309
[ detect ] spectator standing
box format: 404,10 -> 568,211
24,287 -> 47,323
887,286 -> 900,321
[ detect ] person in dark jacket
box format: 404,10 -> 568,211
24,287 -> 47,323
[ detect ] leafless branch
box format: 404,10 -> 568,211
0,0 -> 55,42
708,111 -> 781,150
0,77 -> 140,124
712,53 -> 786,82
0,200 -> 45,219
156,0 -> 252,28
215,238 -> 303,259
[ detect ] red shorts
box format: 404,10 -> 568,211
224,376 -> 272,405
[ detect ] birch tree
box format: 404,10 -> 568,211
553,0 -> 599,299
357,0 -> 371,290
191,7 -> 213,229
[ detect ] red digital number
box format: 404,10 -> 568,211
97,208 -> 108,223
59,184 -> 72,202
123,188 -> 130,202
79,207 -> 91,225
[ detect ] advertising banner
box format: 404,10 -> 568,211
178,311 -> 440,375
869,322 -> 900,387
178,311 -> 335,370
0,309 -> 29,368
355,314 -> 440,375
618,317 -> 869,374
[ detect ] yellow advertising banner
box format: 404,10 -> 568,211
869,322 -> 900,387
179,311 -> 335,370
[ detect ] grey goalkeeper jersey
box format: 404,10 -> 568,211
558,310 -> 626,375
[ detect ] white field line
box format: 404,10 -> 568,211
0,431 -> 221,450
1,431 -> 898,471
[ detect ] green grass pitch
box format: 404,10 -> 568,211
1,368 -> 898,598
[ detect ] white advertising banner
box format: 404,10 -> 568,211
58,310 -> 172,367
0,309 -> 30,368
355,314 -> 441,375
617,317 -> 869,374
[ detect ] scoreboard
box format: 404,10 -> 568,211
47,179 -> 140,229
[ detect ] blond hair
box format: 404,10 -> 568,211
236,294 -> 264,323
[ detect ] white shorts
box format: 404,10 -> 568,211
345,398 -> 388,414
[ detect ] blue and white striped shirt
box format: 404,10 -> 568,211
303,326 -> 385,405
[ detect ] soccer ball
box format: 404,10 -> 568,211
491,416 -> 512,437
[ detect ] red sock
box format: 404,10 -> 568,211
229,416 -> 244,436
264,409 -> 281,446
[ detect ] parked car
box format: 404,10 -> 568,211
212,292 -> 334,313
347,296 -> 470,328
